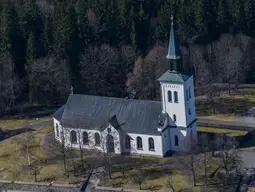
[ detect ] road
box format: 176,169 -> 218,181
235,106 -> 255,124
28,119 -> 52,129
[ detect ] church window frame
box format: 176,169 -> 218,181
125,135 -> 131,149
70,130 -> 77,144
136,136 -> 143,150
95,133 -> 100,146
83,131 -> 89,145
148,137 -> 155,151
168,91 -> 172,102
173,114 -> 177,122
174,135 -> 179,146
174,91 -> 178,103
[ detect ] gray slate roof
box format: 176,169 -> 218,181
53,105 -> 65,121
56,94 -> 165,135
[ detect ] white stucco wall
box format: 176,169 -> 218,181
162,128 -> 171,155
53,123 -> 122,154
160,83 -> 187,127
125,132 -> 163,156
53,118 -> 62,142
184,76 -> 196,126
101,125 -> 121,154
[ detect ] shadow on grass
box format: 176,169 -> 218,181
197,131 -> 254,149
239,131 -> 255,149
196,97 -> 255,116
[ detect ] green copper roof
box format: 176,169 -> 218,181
166,16 -> 181,60
157,70 -> 193,84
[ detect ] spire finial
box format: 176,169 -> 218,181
171,15 -> 174,25
70,86 -> 73,95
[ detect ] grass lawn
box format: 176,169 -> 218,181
29,137 -> 48,159
239,146 -> 255,151
197,126 -> 248,137
197,114 -> 239,121
0,132 -> 70,183
100,156 -> 220,191
196,89 -> 255,121
35,124 -> 53,134
0,116 -> 51,129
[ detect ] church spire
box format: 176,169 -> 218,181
166,16 -> 182,73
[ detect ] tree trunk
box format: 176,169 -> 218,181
192,169 -> 196,186
34,173 -> 37,182
228,82 -> 231,95
79,146 -> 84,170
108,164 -> 112,179
63,152 -> 67,173
204,152 -> 207,187
121,163 -> 125,178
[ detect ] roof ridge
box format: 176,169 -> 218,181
71,94 -> 161,104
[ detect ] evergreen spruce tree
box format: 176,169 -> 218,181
43,15 -> 53,55
247,0 -> 255,36
0,4 -> 13,56
130,5 -> 137,51
193,0 -> 206,35
26,32 -> 36,68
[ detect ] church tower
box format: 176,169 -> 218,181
157,16 -> 197,153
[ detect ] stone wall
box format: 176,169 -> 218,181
0,180 -> 149,192
92,186 -> 150,192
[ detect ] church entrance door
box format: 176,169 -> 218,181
106,134 -> 115,153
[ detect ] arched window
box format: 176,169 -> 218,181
174,91 -> 178,103
189,87 -> 191,99
174,135 -> 179,146
186,89 -> 189,101
70,130 -> 77,144
148,138 -> 155,151
83,131 -> 89,145
189,109 -> 191,115
125,135 -> 131,149
56,124 -> 59,137
95,133 -> 100,146
168,91 -> 172,102
136,137 -> 143,150
173,114 -> 176,122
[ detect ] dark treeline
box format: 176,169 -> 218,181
1,0 -> 255,113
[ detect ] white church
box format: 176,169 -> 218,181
52,18 -> 197,157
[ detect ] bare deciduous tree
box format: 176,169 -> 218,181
98,126 -> 120,179
29,57 -> 70,104
130,169 -> 147,190
79,44 -> 125,97
13,127 -> 35,166
199,134 -> 210,187
55,128 -> 71,183
0,54 -> 22,112
166,170 -> 175,192
214,134 -> 242,186
126,43 -> 167,100
214,33 -> 251,94
178,137 -> 202,187
29,163 -> 41,182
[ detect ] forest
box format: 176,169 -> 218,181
1,0 -> 255,113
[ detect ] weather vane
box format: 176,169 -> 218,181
171,15 -> 174,25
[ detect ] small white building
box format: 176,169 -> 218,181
52,19 -> 197,157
